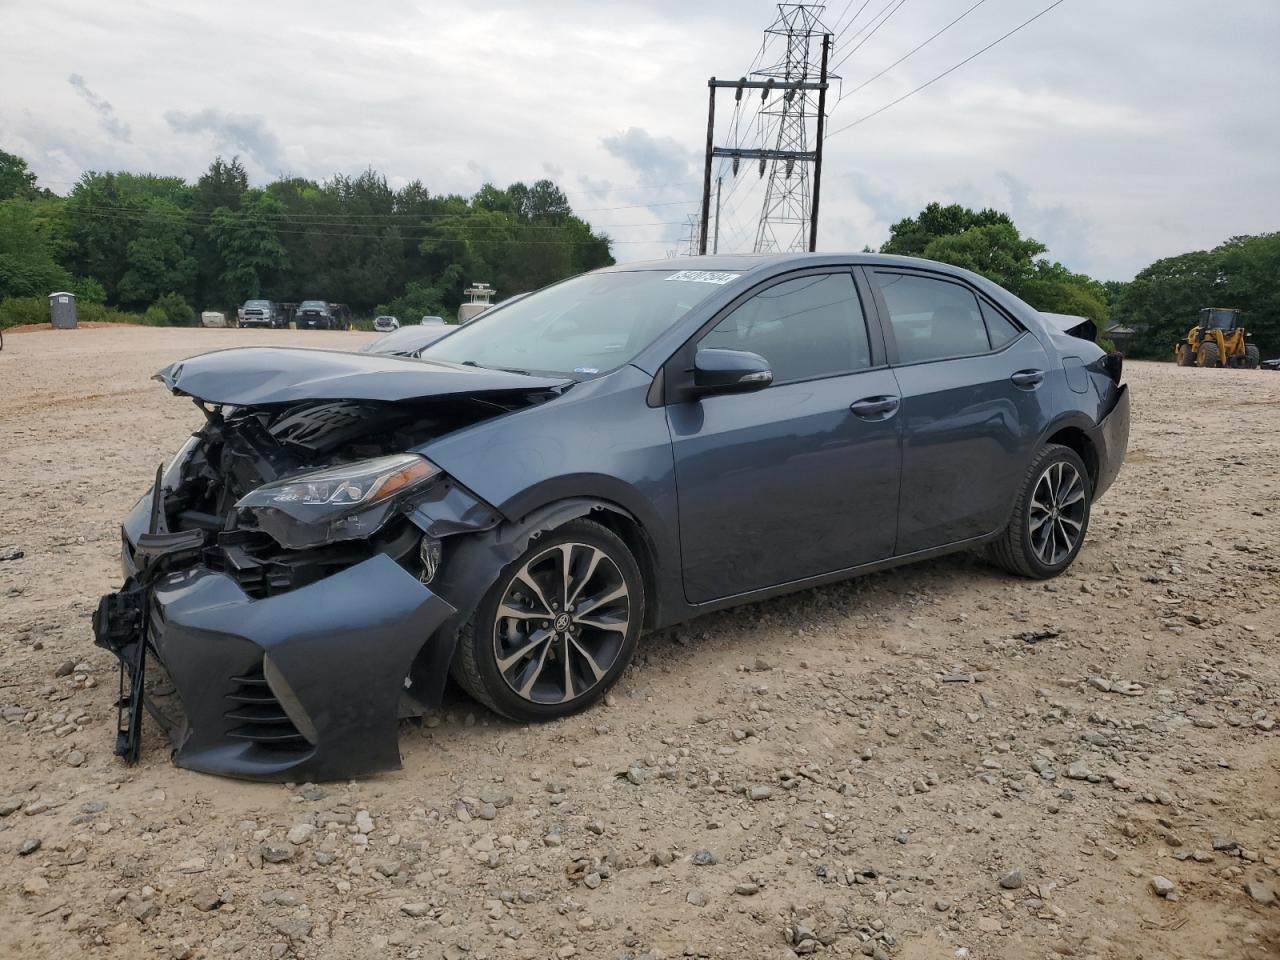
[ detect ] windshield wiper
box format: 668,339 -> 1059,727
460,359 -> 533,376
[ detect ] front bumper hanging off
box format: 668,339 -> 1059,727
95,491 -> 455,782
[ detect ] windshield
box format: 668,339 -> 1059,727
300,300 -> 327,310
420,270 -> 736,375
245,300 -> 270,308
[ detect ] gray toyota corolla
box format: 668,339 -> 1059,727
95,253 -> 1129,781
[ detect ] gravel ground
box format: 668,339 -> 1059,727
1,325 -> 1278,960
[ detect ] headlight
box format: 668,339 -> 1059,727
236,454 -> 440,550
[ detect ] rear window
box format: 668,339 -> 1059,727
874,273 -> 992,364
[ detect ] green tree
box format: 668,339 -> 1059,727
881,202 -> 1015,257
1113,233 -> 1280,357
207,191 -> 288,305
116,200 -> 197,306
882,202 -> 1108,326
1,148 -> 617,323
0,149 -> 40,200
0,197 -> 73,298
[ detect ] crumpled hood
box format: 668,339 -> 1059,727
153,346 -> 572,405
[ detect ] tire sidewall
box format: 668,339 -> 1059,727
1017,447 -> 1092,578
470,520 -> 643,722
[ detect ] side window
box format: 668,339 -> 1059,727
698,273 -> 872,384
874,272 -> 992,364
980,299 -> 1023,349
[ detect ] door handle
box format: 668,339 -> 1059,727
1010,369 -> 1045,389
849,395 -> 900,419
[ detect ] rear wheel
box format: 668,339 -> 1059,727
1199,340 -> 1221,368
987,444 -> 1092,579
452,520 -> 643,722
1176,343 -> 1195,366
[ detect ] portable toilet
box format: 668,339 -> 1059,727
49,291 -> 77,329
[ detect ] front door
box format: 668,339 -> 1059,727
667,270 -> 902,604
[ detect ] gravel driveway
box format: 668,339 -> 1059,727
1,326 -> 1277,960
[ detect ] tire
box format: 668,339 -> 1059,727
1246,344 -> 1261,369
1199,340 -> 1221,368
1176,344 -> 1195,366
986,444 -> 1092,579
451,519 -> 644,722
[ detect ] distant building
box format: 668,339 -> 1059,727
1105,324 -> 1137,354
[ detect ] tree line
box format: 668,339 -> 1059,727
2,147 -> 1275,356
0,149 -> 614,328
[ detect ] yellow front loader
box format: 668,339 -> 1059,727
1174,307 -> 1261,368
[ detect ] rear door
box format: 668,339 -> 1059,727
866,268 -> 1050,554
667,269 -> 902,603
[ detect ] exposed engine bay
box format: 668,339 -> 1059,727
153,396 -> 522,595
95,346 -> 577,781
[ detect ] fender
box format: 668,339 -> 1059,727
407,496 -> 655,708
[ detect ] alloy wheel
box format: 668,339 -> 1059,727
1028,461 -> 1087,566
492,542 -> 631,704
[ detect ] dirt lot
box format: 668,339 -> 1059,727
1,325 -> 1278,960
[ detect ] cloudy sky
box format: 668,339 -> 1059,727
2,0 -> 1277,279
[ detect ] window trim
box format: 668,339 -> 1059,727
864,267 -> 1027,368
661,265 -> 888,403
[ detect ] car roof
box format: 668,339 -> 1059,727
596,252 -> 986,281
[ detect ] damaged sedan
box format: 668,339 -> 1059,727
95,253 -> 1129,781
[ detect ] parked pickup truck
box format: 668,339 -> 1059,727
238,299 -> 286,328
296,300 -> 346,330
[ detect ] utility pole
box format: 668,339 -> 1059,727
696,4 -> 832,255
713,175 -> 723,254
809,32 -> 830,252
699,80 -> 716,256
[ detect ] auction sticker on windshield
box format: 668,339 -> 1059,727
665,270 -> 741,284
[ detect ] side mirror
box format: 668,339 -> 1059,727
693,348 -> 773,397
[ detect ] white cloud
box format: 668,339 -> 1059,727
1,0 -> 1276,278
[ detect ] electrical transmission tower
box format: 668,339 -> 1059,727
698,4 -> 832,255
754,5 -> 830,254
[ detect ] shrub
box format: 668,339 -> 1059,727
0,295 -> 49,328
73,277 -> 107,303
76,301 -> 147,325
151,292 -> 194,326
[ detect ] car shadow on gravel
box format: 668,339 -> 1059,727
400,547 -> 1012,745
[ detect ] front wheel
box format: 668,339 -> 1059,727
1245,344 -> 1261,369
1199,340 -> 1221,368
986,444 -> 1092,579
452,519 -> 643,722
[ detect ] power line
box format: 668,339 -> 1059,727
66,207 -> 688,247
825,0 -> 1071,140
828,0 -> 909,76
64,203 -> 693,231
55,196 -> 702,224
832,0 -> 990,107
828,0 -> 866,38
